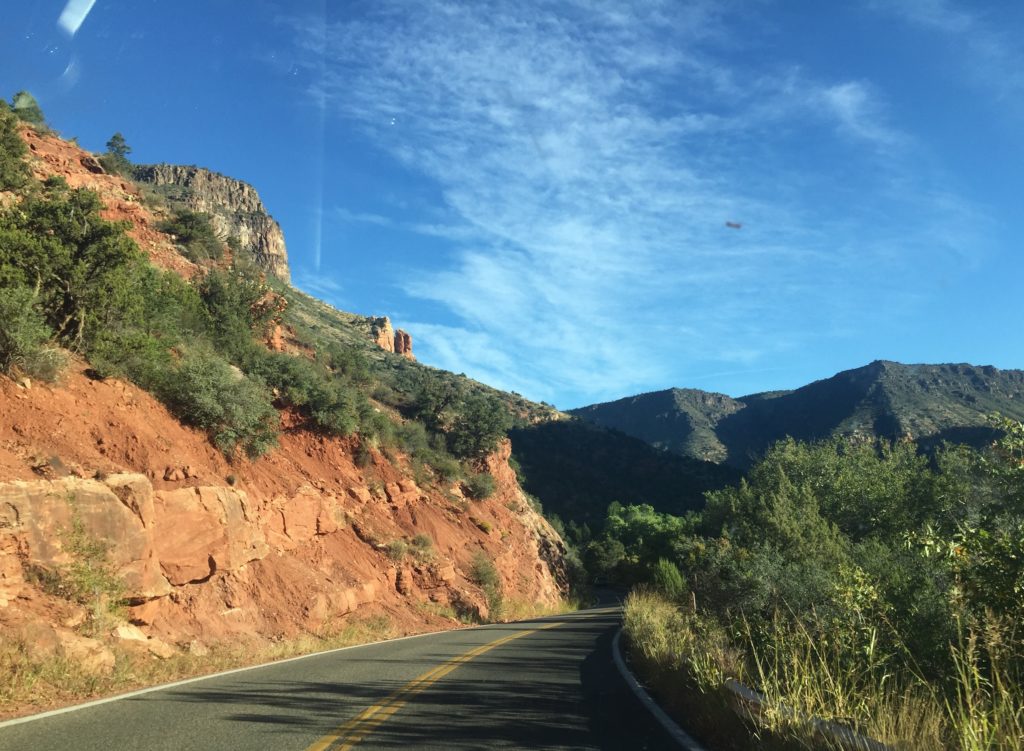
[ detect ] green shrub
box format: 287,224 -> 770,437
98,133 -> 132,176
384,539 -> 408,562
0,179 -> 140,349
0,284 -> 65,381
0,103 -> 29,191
410,534 -> 434,562
158,346 -> 278,458
199,266 -> 275,359
10,91 -> 45,127
157,210 -> 224,262
469,551 -> 503,619
242,349 -> 361,437
465,472 -> 496,500
650,558 -> 687,601
448,393 -> 512,459
24,507 -> 125,636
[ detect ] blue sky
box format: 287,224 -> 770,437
2,1 -> 1022,409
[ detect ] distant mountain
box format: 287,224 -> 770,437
571,361 -> 1024,468
509,419 -> 741,526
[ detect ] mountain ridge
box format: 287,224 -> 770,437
572,360 -> 1024,468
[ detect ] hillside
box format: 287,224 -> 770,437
0,100 -> 577,715
509,419 -> 740,526
573,360 -> 1024,468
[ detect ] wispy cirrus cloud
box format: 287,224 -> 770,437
284,1 -> 989,405
871,0 -> 1024,106
820,81 -> 903,149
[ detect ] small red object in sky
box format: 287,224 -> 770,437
725,221 -> 742,229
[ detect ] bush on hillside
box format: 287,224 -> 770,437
0,284 -> 65,381
242,349 -> 362,437
0,178 -> 140,349
158,346 -> 278,458
199,266 -> 276,358
10,91 -> 46,127
448,393 -> 512,459
98,132 -> 132,176
465,471 -> 496,500
469,551 -> 503,619
0,103 -> 29,191
157,209 -> 224,262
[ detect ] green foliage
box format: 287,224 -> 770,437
0,179 -> 140,349
319,341 -> 373,386
105,132 -> 130,159
650,558 -> 687,601
10,91 -> 45,127
243,349 -> 361,437
158,209 -> 224,262
509,419 -> 738,525
384,539 -> 408,562
465,471 -> 496,500
199,266 -> 275,351
583,536 -> 625,582
0,284 -> 65,381
447,393 -> 512,459
469,551 -> 503,619
410,374 -> 464,433
605,427 -> 1024,749
410,534 -> 434,562
408,373 -> 512,459
0,104 -> 29,191
99,132 -> 132,176
158,346 -> 278,458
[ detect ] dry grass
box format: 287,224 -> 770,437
499,596 -> 580,623
622,590 -> 1024,751
0,615 -> 396,720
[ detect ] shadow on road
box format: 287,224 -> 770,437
153,610 -> 679,750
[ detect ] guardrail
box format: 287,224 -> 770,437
724,679 -> 891,751
614,626 -> 891,751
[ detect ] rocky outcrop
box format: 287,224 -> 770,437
371,317 -> 395,353
395,330 -> 413,359
134,164 -> 291,282
370,316 -> 414,360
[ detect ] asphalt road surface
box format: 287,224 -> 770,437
0,606 -> 682,751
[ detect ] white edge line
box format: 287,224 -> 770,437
0,607 -> 612,730
612,628 -> 707,751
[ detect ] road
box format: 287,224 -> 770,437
0,607 -> 682,751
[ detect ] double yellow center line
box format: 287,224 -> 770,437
305,621 -> 562,751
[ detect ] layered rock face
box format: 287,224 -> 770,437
134,164 -> 291,282
0,366 -> 566,667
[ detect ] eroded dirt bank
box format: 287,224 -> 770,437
0,364 -> 568,714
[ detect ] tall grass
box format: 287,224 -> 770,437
945,617 -> 1024,751
622,590 -> 1024,750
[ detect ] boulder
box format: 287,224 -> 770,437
56,629 -> 115,675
